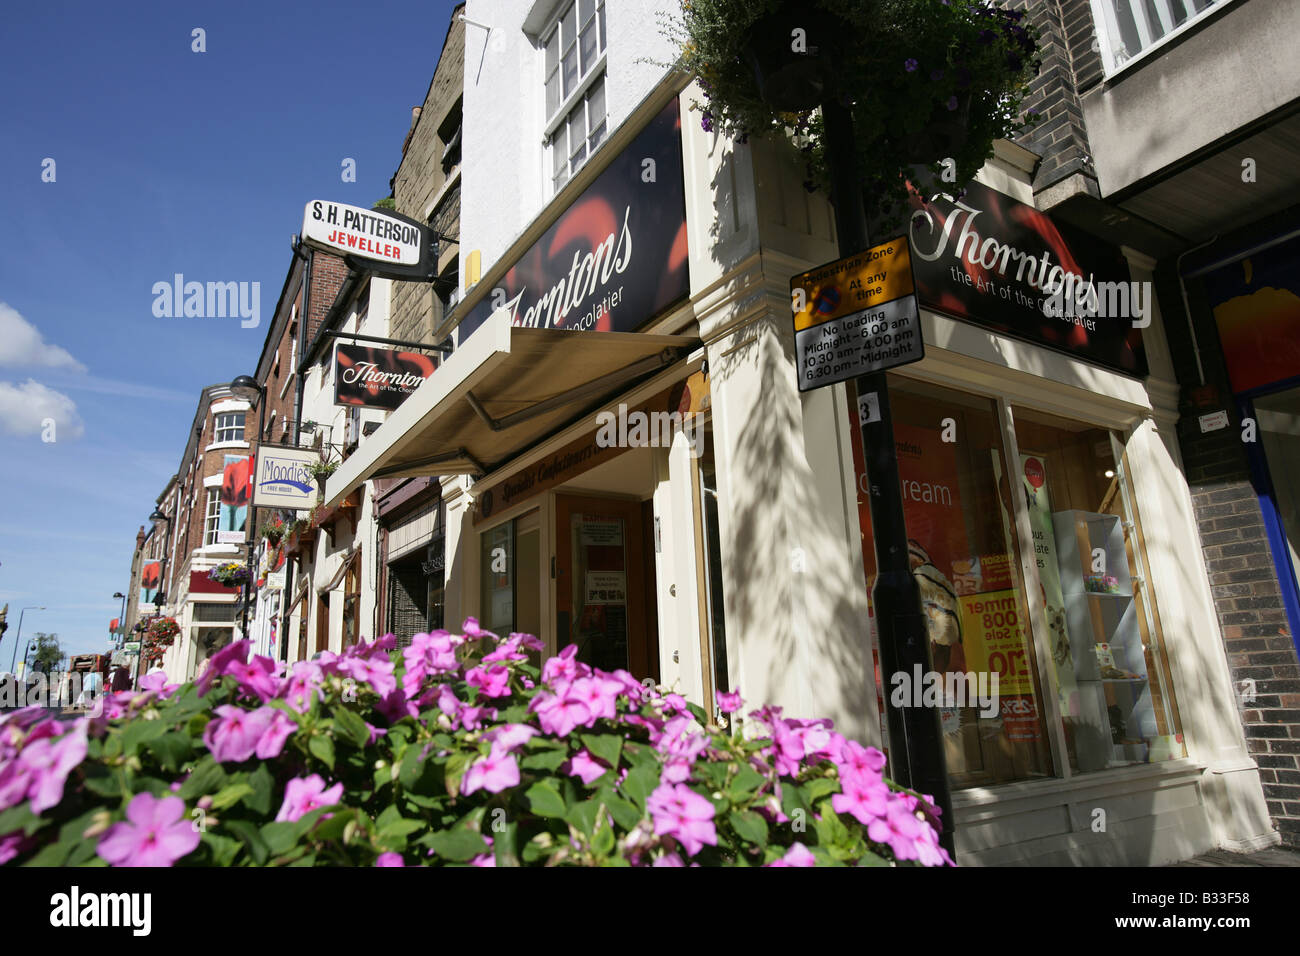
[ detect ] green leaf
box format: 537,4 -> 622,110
805,777 -> 838,801
179,757 -> 227,800
376,803 -> 403,831
333,707 -> 370,748
578,732 -> 623,768
444,751 -> 473,798
201,831 -> 242,866
596,789 -> 641,830
147,731 -> 193,773
729,809 -> 769,846
260,821 -> 299,855
520,749 -> 568,772
591,809 -> 616,857
245,764 -> 274,816
121,718 -> 169,756
210,782 -> 254,811
429,827 -> 489,862
378,817 -> 426,848
728,766 -> 765,800
308,733 -> 335,771
856,848 -> 890,866
492,819 -> 520,867
224,819 -> 269,865
0,803 -> 43,838
525,780 -> 567,818
565,799 -> 601,837
621,764 -> 659,806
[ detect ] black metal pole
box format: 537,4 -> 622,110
821,98 -> 955,856
241,390 -> 268,643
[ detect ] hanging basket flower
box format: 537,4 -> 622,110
667,0 -> 1043,226
208,562 -> 252,588
144,617 -> 179,646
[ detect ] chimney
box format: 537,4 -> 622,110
401,106 -> 423,157
136,525 -> 146,549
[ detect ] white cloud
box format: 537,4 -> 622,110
0,302 -> 86,372
0,379 -> 85,439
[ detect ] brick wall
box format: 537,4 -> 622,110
1159,257 -> 1300,848
1013,0 -> 1102,195
307,251 -> 348,347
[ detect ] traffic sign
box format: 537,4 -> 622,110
791,236 -> 923,391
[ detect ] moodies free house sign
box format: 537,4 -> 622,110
455,98 -> 690,343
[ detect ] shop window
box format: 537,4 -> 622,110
872,378 -> 1055,788
1011,406 -> 1185,772
479,511 -> 541,642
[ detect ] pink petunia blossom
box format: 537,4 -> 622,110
565,749 -> 610,785
466,664 -> 512,699
195,639 -> 252,695
336,654 -> 397,700
530,691 -> 591,738
483,724 -> 537,753
279,661 -> 324,713
868,798 -> 927,862
402,631 -> 458,697
0,830 -> 33,864
715,688 -> 744,714
769,842 -> 817,867
229,655 -> 280,701
203,705 -> 275,763
646,783 -> 717,857
542,644 -> 585,686
460,617 -> 498,640
138,672 -> 179,698
470,853 -> 496,866
652,852 -> 685,867
0,725 -> 87,813
97,793 -> 201,867
375,851 -> 405,867
831,772 -> 890,826
254,709 -> 297,760
461,748 -> 520,796
276,774 -> 344,822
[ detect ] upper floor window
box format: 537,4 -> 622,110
1091,0 -> 1222,74
203,488 -> 222,546
544,0 -> 607,193
214,412 -> 245,444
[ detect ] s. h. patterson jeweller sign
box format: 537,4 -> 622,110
301,200 -> 437,281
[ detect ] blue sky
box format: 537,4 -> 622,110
0,0 -> 461,661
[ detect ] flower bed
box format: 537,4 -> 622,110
0,621 -> 951,867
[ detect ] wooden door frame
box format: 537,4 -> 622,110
554,493 -> 651,679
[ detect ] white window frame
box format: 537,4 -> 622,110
541,0 -> 608,194
1089,0 -> 1237,79
213,411 -> 245,444
203,488 -> 222,546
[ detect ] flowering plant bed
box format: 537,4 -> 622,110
208,563 -> 251,588
0,621 -> 951,867
668,0 -> 1041,225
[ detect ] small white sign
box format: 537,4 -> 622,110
252,445 -> 319,511
585,571 -> 627,605
858,391 -> 881,425
1199,410 -> 1229,433
302,200 -> 425,266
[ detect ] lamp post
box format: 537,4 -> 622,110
230,375 -> 267,645
741,10 -> 955,854
113,592 -> 127,646
10,606 -> 44,674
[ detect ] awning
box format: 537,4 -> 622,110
322,547 -> 360,594
323,311 -> 697,507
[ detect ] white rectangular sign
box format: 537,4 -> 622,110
252,445 -> 320,511
302,200 -> 424,266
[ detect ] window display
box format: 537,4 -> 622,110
1010,407 -> 1184,772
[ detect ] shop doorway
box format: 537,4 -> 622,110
555,494 -> 658,680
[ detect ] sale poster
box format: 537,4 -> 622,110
959,588 -> 1035,696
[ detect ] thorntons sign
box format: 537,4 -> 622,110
335,344 -> 436,411
905,180 -> 1147,376
455,98 -> 689,343
301,200 -> 435,281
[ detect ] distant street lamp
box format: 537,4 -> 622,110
113,592 -> 127,645
9,605 -> 44,673
230,375 -> 267,643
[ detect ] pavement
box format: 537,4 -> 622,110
1170,846 -> 1300,866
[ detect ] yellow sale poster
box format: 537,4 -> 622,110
959,588 -> 1035,696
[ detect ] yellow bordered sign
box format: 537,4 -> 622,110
790,236 -> 924,391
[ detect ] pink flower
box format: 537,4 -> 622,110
279,661 -> 324,713
530,691 -> 591,738
466,664 -> 512,699
831,773 -> 890,826
375,851 -> 405,867
139,672 -> 179,697
483,724 -> 537,753
276,774 -> 344,822
254,709 -> 297,760
482,635 -> 529,664
97,793 -> 201,867
195,639 -> 251,695
769,842 -> 816,867
565,749 -> 610,785
461,617 -> 498,640
569,676 -> 622,723
402,631 -> 458,697
203,705 -> 274,764
227,655 -> 279,702
868,799 -> 926,861
646,783 -> 717,857
0,830 -> 33,864
652,852 -> 685,867
462,749 -> 520,796
542,645 -> 585,686
470,853 -> 496,867
770,720 -> 805,777
0,725 -> 87,813
336,654 -> 396,699
715,688 -> 744,714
